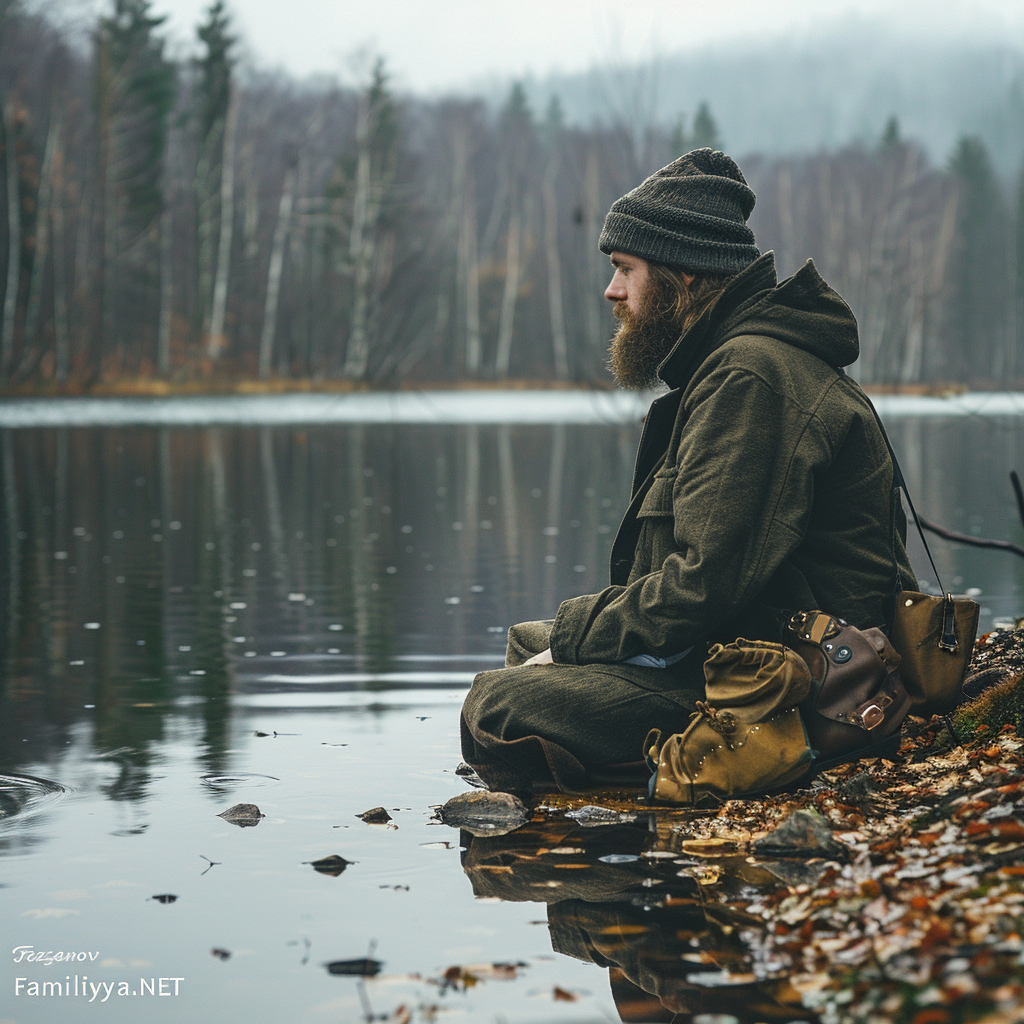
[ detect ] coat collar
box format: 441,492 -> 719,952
657,251 -> 778,391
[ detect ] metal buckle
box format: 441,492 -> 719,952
788,610 -> 841,644
858,704 -> 885,730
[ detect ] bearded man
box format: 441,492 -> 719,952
461,148 -> 917,794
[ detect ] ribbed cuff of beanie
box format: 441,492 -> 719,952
600,212 -> 761,275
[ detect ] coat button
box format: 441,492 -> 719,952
834,646 -> 852,663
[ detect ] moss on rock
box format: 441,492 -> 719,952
953,669 -> 1024,736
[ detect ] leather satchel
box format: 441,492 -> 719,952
786,610 -> 911,768
867,400 -> 981,716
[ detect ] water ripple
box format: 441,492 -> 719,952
200,773 -> 280,790
0,773 -> 69,825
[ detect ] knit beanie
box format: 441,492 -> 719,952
599,148 -> 760,275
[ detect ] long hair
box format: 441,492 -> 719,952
646,263 -> 733,334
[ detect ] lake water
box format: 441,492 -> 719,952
2,394 -> 1023,1024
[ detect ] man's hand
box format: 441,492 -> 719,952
523,648 -> 554,667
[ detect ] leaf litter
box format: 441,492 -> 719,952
524,714 -> 1024,1023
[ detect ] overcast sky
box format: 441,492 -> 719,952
135,0 -> 1024,92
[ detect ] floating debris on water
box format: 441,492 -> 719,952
324,957 -> 382,977
325,942 -> 382,977
565,805 -> 639,827
199,855 -> 221,876
432,961 -> 526,993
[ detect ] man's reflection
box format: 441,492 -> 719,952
461,820 -> 816,1024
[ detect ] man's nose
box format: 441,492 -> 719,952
605,274 -> 626,301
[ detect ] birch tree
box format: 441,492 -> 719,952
541,96 -> 568,380
342,59 -> 399,379
494,83 -> 533,377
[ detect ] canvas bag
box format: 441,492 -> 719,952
644,639 -> 814,805
867,401 -> 981,715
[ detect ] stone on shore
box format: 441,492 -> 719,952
439,790 -> 528,837
753,808 -> 848,860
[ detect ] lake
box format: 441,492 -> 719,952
1,392 -> 1023,1024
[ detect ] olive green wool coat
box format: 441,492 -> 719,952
461,252 -> 917,793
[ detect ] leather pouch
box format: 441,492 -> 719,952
786,610 -> 911,767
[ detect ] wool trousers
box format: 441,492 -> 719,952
460,620 -> 703,794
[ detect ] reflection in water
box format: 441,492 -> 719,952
0,423 -> 640,796
462,818 -> 816,1024
1,416 -> 1022,788
1,417 -> 1023,792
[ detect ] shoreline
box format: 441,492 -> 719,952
1,389 -> 1023,428
0,379 -> 1013,400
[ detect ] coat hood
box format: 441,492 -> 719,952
659,251 -> 860,390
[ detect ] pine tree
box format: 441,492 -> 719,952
93,0 -> 176,372
881,115 -> 901,148
691,101 -> 721,150
947,135 -> 1010,381
670,116 -> 689,156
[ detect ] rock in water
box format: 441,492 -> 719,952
306,855 -> 353,877
439,790 -> 528,837
753,808 -> 848,860
357,806 -> 393,824
217,803 -> 264,827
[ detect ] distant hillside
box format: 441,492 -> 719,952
500,25 -> 1024,178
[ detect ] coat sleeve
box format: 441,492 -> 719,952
548,366 -> 834,665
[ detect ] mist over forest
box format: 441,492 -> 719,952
1,0 -> 1022,392
513,26 -> 1024,176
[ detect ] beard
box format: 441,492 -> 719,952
606,276 -> 685,391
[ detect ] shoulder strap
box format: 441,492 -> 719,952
862,396 -> 946,596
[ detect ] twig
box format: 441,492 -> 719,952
199,854 -> 221,876
916,515 -> 1024,560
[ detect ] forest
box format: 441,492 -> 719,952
0,0 -> 1021,392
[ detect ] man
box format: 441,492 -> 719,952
461,148 -> 916,794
